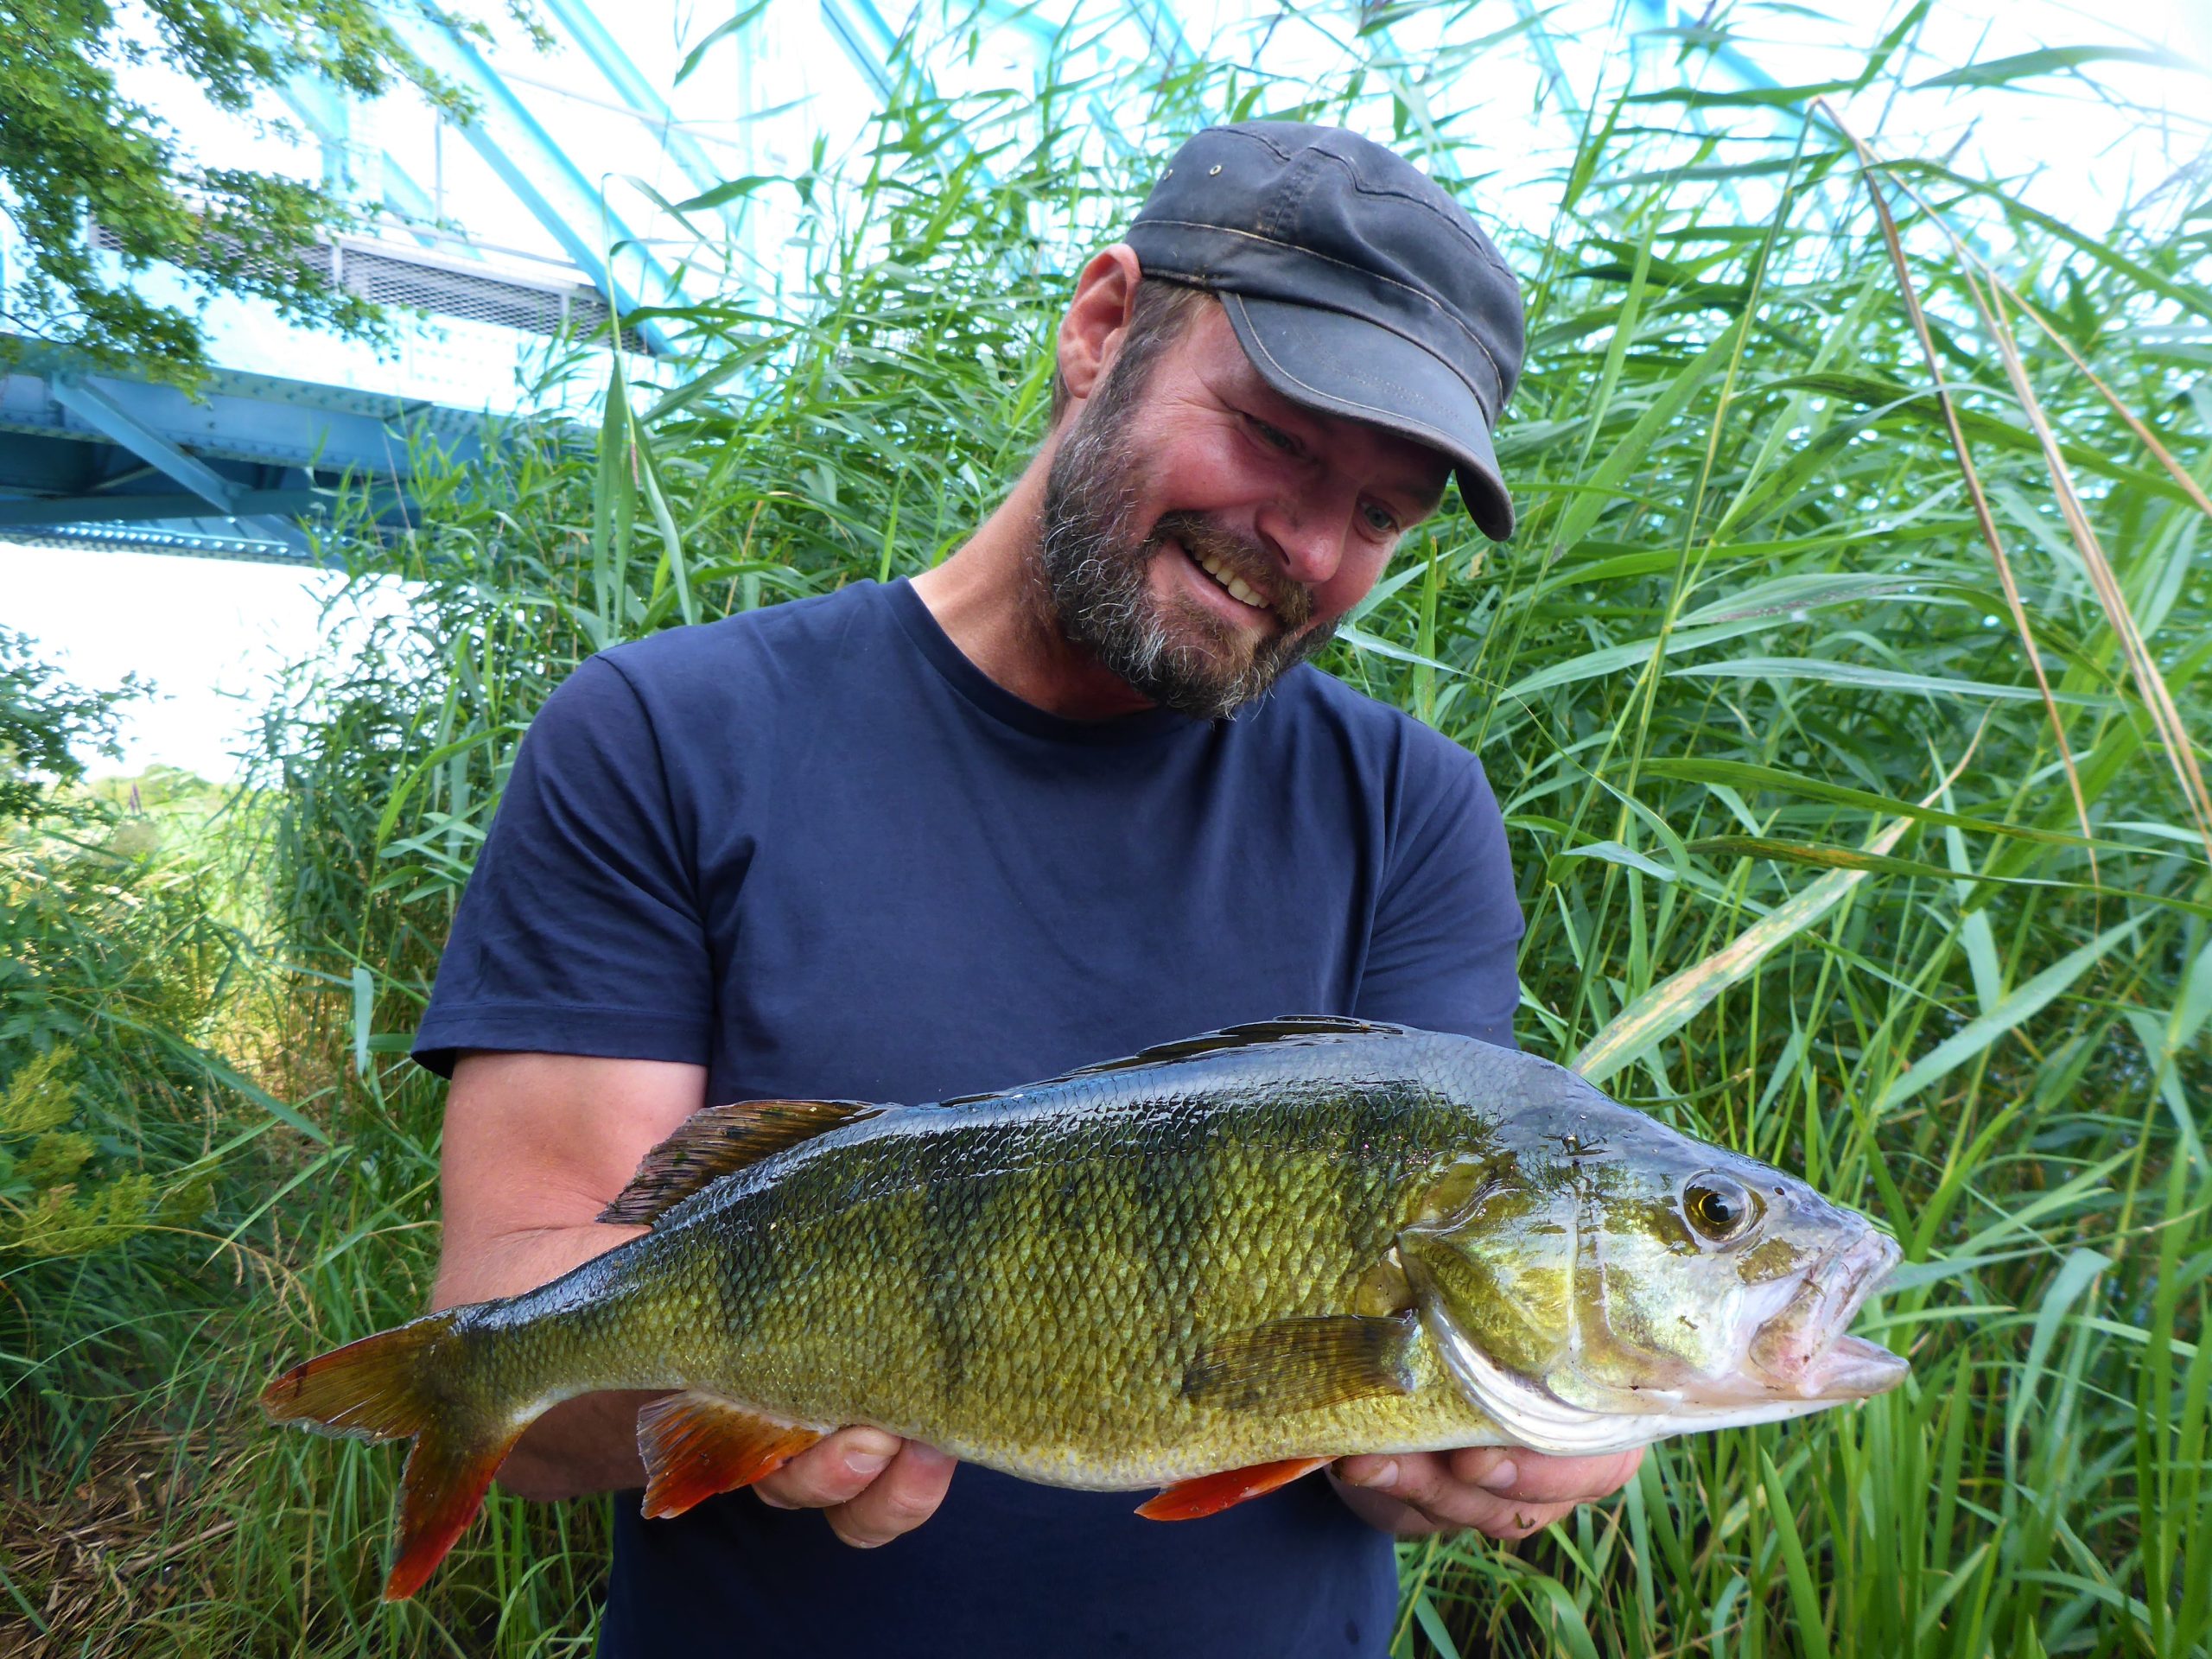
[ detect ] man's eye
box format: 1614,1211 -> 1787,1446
1362,503 -> 1399,535
1250,417 -> 1296,452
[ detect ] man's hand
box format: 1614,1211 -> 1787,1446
753,1427 -> 957,1548
1331,1447 -> 1643,1540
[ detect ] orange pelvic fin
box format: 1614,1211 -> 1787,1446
260,1311 -> 528,1601
1135,1456 -> 1333,1521
636,1391 -> 824,1520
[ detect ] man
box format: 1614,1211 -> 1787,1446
414,122 -> 1640,1656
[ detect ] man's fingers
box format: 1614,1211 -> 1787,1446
824,1441 -> 957,1548
1445,1446 -> 1644,1506
1334,1448 -> 1639,1540
753,1427 -> 905,1511
1480,1498 -> 1579,1540
1338,1450 -> 1503,1529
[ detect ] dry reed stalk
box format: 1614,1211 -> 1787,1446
1821,99 -> 2212,867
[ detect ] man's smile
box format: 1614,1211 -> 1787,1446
1159,532 -> 1289,636
1177,536 -> 1272,612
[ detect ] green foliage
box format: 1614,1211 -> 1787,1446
0,1041 -> 213,1257
0,0 -> 516,380
0,1043 -> 78,1135
0,624 -> 140,826
0,645 -> 260,1648
13,4 -> 2211,1655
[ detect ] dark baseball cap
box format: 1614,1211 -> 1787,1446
1126,122 -> 1524,541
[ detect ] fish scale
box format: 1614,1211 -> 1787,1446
259,1018 -> 1907,1601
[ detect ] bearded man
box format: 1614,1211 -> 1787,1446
414,122 -> 1641,1657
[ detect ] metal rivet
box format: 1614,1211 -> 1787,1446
1208,163 -> 1222,175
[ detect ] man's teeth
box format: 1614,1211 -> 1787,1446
1193,548 -> 1267,610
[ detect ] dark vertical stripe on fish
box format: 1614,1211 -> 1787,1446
918,1146 -> 984,1407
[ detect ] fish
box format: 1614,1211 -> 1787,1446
259,1017 -> 1907,1600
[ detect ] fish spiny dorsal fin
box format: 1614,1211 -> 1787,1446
597,1099 -> 887,1227
1075,1016 -> 1405,1075
938,1017 -> 1405,1105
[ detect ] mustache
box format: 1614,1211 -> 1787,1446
1151,512 -> 1313,631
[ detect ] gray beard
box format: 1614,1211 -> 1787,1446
1035,383 -> 1330,721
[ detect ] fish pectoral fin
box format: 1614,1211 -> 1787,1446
600,1100 -> 890,1226
635,1392 -> 824,1520
1181,1313 -> 1419,1413
1135,1457 -> 1334,1521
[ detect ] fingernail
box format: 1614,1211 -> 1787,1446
1478,1459 -> 1518,1491
1351,1459 -> 1399,1491
845,1452 -> 891,1478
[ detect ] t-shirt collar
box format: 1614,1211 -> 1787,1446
882,578 -> 1220,747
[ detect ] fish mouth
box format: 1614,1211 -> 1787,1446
1744,1230 -> 1908,1401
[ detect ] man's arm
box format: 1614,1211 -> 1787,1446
433,1051 -> 954,1544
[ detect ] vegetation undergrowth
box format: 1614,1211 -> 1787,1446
3,3 -> 2206,1655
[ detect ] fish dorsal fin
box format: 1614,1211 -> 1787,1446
598,1099 -> 887,1227
939,1017 -> 1403,1106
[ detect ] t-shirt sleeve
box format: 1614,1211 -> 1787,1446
1352,747 -> 1524,1049
411,654 -> 713,1078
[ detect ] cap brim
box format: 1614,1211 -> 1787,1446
1222,292 -> 1515,541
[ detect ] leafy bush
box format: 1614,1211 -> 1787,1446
0,632 -> 232,1267
0,632 -> 259,1649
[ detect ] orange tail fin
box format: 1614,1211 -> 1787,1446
261,1312 -> 529,1600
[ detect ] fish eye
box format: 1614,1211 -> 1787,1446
1682,1175 -> 1760,1244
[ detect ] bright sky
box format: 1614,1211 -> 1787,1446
2,544 -> 343,783
7,0 -> 2204,781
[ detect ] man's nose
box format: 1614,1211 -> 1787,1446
1255,498 -> 1350,589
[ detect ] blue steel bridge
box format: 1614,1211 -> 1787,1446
0,0 -> 1731,570
0,0 -> 1020,567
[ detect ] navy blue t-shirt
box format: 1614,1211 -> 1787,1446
415,577 -> 1523,1658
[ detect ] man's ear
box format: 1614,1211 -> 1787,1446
1057,245 -> 1143,409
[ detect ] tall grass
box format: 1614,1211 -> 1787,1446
3,4 -> 2205,1654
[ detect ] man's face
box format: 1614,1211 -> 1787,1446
1039,300 -> 1454,719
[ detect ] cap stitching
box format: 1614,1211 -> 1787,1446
1257,149 -> 1325,241
1262,293 -> 1493,418
1215,126 -> 1301,165
1132,217 -> 1503,397
1132,218 -> 1507,404
1294,145 -> 1514,281
1229,296 -> 1510,530
1230,292 -> 1479,444
1204,128 -> 1514,282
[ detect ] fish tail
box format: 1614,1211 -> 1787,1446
261,1310 -> 533,1600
